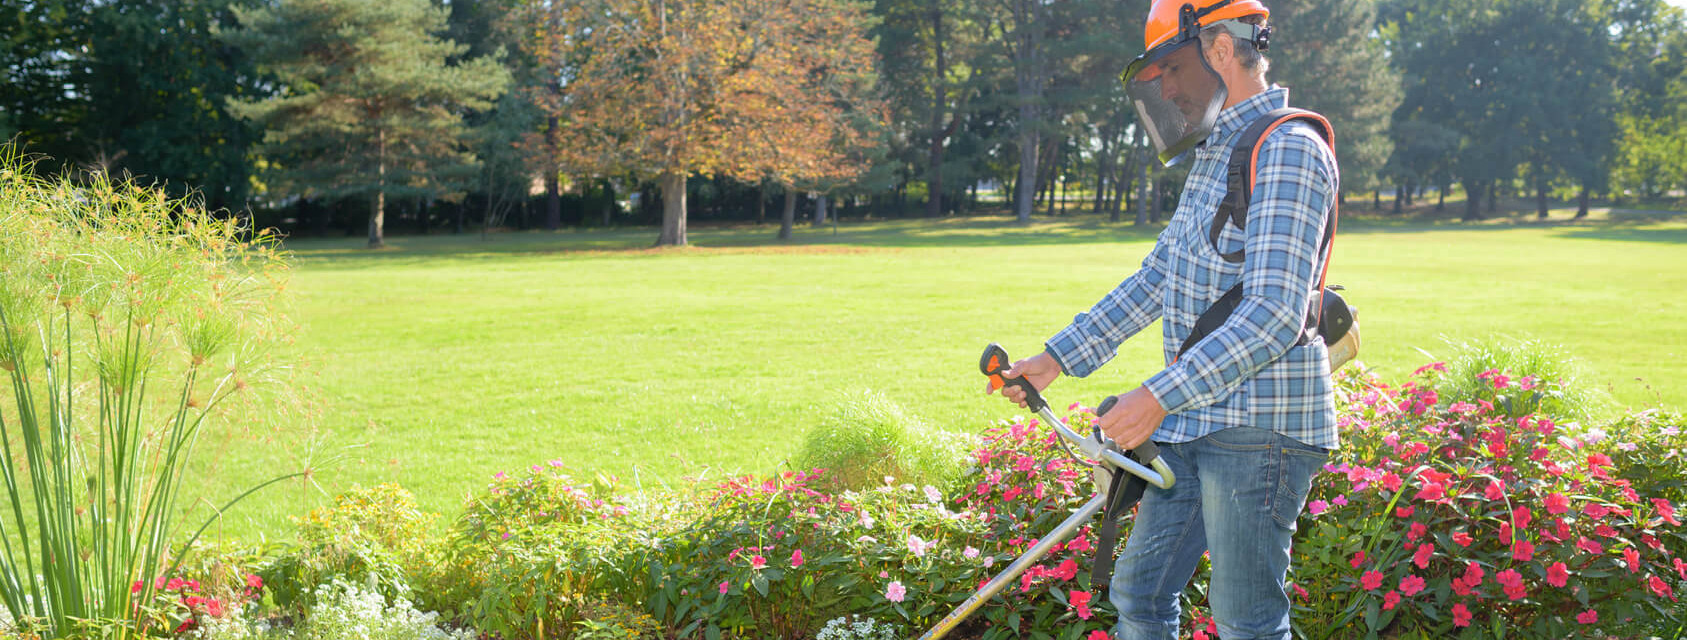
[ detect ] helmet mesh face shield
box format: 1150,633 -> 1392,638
1123,35 -> 1227,166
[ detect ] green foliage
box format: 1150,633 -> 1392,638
221,0 -> 510,245
0,143 -> 298,638
1423,337 -> 1611,423
795,391 -> 975,492
261,484 -> 440,616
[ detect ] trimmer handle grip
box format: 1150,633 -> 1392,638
980,343 -> 1048,414
1095,395 -> 1161,464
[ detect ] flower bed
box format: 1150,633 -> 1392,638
141,359 -> 1684,640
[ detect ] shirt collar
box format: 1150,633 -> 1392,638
1206,84 -> 1289,146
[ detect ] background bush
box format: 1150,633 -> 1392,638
794,391 -> 976,492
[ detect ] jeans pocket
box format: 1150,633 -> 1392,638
1272,445 -> 1329,531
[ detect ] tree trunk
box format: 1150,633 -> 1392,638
656,170 -> 687,246
1537,180 -> 1549,219
1373,189 -> 1381,211
926,0 -> 947,219
778,188 -> 797,240
546,168 -> 561,230
1437,184 -> 1446,212
602,180 -> 615,227
1016,133 -> 1039,223
757,183 -> 768,225
418,197 -> 431,235
1487,181 -> 1498,214
1575,186 -> 1589,219
1393,183 -> 1403,214
1463,180 -> 1484,221
369,128 -> 386,248
813,194 -> 828,225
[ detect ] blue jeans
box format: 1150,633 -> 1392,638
1108,426 -> 1328,640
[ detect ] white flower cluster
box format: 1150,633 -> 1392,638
283,579 -> 477,640
814,615 -> 900,640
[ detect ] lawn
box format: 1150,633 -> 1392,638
191,210 -> 1687,542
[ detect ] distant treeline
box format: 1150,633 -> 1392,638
2,0 -> 1683,244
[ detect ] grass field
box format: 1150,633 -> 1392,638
191,208 -> 1687,542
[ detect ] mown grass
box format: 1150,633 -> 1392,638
190,209 -> 1687,542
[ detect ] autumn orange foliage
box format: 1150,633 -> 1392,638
520,0 -> 886,245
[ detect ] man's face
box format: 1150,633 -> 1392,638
1152,43 -> 1219,124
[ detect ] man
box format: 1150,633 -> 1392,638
988,1 -> 1338,638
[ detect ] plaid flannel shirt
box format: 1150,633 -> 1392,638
1044,86 -> 1340,450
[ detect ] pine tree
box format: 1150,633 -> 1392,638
222,0 -> 509,247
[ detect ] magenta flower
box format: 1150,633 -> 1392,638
719,581 -> 729,594
1360,571 -> 1384,591
750,555 -> 766,570
1577,609 -> 1598,624
1307,499 -> 1328,516
886,580 -> 906,602
790,549 -> 804,568
1453,603 -> 1473,627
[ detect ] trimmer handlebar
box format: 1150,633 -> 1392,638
982,343 -> 1174,490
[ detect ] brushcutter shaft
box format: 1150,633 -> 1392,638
917,491 -> 1113,640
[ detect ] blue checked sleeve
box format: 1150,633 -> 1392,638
1043,230 -> 1171,378
1142,125 -> 1336,413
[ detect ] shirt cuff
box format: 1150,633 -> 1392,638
1142,366 -> 1192,414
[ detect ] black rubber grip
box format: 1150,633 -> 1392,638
980,343 -> 1047,414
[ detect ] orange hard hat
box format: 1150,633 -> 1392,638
1143,0 -> 1270,50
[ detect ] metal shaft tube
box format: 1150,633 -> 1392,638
917,491 -> 1112,640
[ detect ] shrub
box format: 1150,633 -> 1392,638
794,391 -> 975,492
262,484 -> 440,616
1426,337 -> 1611,422
1287,364 -> 1685,638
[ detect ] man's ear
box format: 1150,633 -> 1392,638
1210,31 -> 1235,68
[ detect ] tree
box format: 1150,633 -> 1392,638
523,0 -> 885,247
1270,0 -> 1401,199
81,0 -> 261,211
0,0 -> 88,164
223,0 -> 509,247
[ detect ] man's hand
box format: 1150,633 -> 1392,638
985,351 -> 1062,409
1096,387 -> 1167,450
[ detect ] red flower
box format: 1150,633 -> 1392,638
1399,574 -> 1426,597
1089,632 -> 1110,640
1497,569 -> 1527,601
1578,537 -> 1604,555
245,574 -> 263,590
1413,542 -> 1434,569
1675,557 -> 1687,581
1408,522 -> 1428,541
1451,576 -> 1473,596
1463,561 -> 1485,585
1651,574 -> 1676,600
1395,505 -> 1414,518
1381,472 -> 1403,492
1577,609 -> 1598,624
1512,540 -> 1535,562
1452,530 -> 1474,547
1382,590 -> 1402,611
1452,603 -> 1473,627
1512,506 -> 1532,530
1069,590 -> 1094,619
1484,482 -> 1505,501
1360,570 -> 1384,591
1584,503 -> 1611,520
1624,548 -> 1641,573
1547,562 -> 1570,587
1594,525 -> 1618,539
1545,496 -> 1572,516
1654,498 -> 1680,526
1350,551 -> 1366,569
1587,452 -> 1613,468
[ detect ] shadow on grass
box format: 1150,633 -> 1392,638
277,209 -> 1687,265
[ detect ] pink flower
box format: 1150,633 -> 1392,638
1308,499 -> 1328,516
1497,569 -> 1526,600
719,581 -> 730,594
1382,590 -> 1401,610
206,599 -> 224,618
1512,540 -> 1535,562
1587,452 -> 1613,468
1399,574 -> 1426,596
1453,603 -> 1473,627
886,580 -> 906,602
1408,522 -> 1428,541
1624,548 -> 1641,573
1413,542 -> 1434,569
1463,561 -> 1485,586
1577,609 -> 1598,624
1360,571 -> 1384,591
1396,505 -> 1414,518
1089,632 -> 1110,640
1547,562 -> 1570,587
790,549 -> 804,568
1584,503 -> 1611,520
1654,498 -> 1680,526
1069,590 -> 1094,619
1452,531 -> 1474,547
750,555 -> 767,570
1545,493 -> 1570,515
1513,506 -> 1532,530
1349,551 -> 1366,569
1651,574 -> 1675,600
1381,472 -> 1402,492
245,574 -> 263,590
1579,536 -> 1606,554
907,534 -> 929,557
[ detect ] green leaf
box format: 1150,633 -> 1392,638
752,573 -> 769,597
